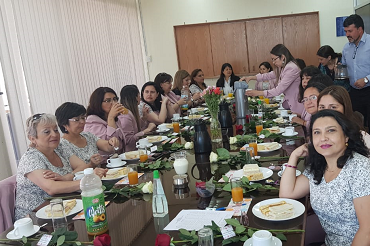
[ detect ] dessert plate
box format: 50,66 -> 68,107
36,199 -> 83,219
252,198 -> 305,221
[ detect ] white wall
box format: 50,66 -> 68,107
140,0 -> 354,86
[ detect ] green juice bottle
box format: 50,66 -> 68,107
80,168 -> 108,235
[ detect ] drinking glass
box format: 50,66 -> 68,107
230,178 -> 243,204
248,137 -> 258,156
50,198 -> 68,231
263,98 -> 269,104
198,227 -> 214,246
256,121 -> 263,135
138,145 -> 148,162
245,147 -> 255,160
127,164 -> 139,185
172,118 -> 180,133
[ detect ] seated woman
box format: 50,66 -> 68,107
280,110 -> 370,245
189,69 -> 206,104
317,85 -> 370,148
172,70 -> 201,108
297,66 -> 322,104
56,102 -> 119,164
255,62 -> 277,91
215,63 -> 240,95
292,74 -> 332,128
118,85 -> 156,152
84,87 -> 126,153
15,114 -> 107,220
154,72 -> 186,114
139,82 -> 173,126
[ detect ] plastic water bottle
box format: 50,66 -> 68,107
257,100 -> 263,120
181,86 -> 189,113
80,168 -> 108,235
152,170 -> 168,217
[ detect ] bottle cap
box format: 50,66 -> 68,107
84,168 -> 94,175
153,170 -> 159,179
258,100 -> 262,105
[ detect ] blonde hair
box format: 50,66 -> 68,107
173,70 -> 190,91
26,113 -> 57,147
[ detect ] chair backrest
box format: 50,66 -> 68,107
0,175 -> 16,233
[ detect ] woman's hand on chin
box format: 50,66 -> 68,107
43,170 -> 64,181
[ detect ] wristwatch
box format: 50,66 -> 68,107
364,77 -> 369,84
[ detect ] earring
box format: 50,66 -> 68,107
345,142 -> 348,146
282,60 -> 285,65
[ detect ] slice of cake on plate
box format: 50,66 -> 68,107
243,164 -> 263,181
45,199 -> 77,217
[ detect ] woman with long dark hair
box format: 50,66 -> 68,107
117,85 -> 155,151
215,63 -> 240,95
242,44 -> 304,114
280,110 -> 370,245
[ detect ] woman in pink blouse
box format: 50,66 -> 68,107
242,44 -> 304,115
117,85 -> 156,152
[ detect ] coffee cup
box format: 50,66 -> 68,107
173,113 -> 180,120
190,108 -> 198,114
280,110 -> 288,117
289,114 -> 297,121
136,138 -> 149,147
252,230 -> 272,246
73,171 -> 85,180
107,158 -> 122,167
284,126 -> 295,136
13,218 -> 34,237
158,124 -> 168,131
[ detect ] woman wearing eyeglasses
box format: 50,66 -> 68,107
241,44 -> 304,115
56,102 -> 120,164
15,113 -> 108,220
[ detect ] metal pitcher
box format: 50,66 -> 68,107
234,81 -> 249,125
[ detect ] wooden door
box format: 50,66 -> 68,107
246,18 -> 284,74
282,13 -> 320,67
209,22 -> 249,76
174,25 -> 214,78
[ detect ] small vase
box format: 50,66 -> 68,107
210,116 -> 222,151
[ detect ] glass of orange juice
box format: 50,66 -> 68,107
248,137 -> 258,156
228,92 -> 233,98
258,95 -> 264,99
138,146 -> 148,162
231,178 -> 243,204
127,164 -> 138,185
263,98 -> 269,104
172,118 -> 180,133
256,121 -> 263,135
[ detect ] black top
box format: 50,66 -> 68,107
172,88 -> 181,96
216,75 -> 240,89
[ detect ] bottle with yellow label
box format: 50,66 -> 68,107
80,168 -> 108,235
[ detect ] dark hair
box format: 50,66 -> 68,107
316,45 -> 340,60
216,63 -> 240,88
259,62 -> 273,72
298,66 -> 322,102
154,72 -> 173,95
307,109 -> 369,184
55,102 -> 86,133
141,81 -> 162,112
308,74 -> 334,87
270,44 -> 297,80
86,87 -> 118,121
343,14 -> 364,30
120,85 -> 141,131
304,81 -> 328,96
190,69 -> 206,88
295,58 -> 306,70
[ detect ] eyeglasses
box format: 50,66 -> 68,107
302,95 -> 318,103
353,46 -> 359,59
272,56 -> 280,62
32,113 -> 44,121
69,115 -> 87,122
102,97 -> 119,103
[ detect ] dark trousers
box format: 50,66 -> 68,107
350,86 -> 370,132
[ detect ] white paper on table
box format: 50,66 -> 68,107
163,209 -> 234,231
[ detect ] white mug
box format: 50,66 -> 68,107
173,113 -> 180,120
136,138 -> 149,147
285,126 -> 295,136
289,114 -> 297,121
252,230 -> 272,246
280,110 -> 288,117
190,108 -> 198,114
13,218 -> 34,237
107,158 -> 122,166
158,124 -> 168,131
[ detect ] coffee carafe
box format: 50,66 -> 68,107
218,101 -> 233,137
335,64 -> 349,80
193,120 -> 212,154
234,81 -> 249,125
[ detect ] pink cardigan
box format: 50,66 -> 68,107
165,91 -> 181,114
255,74 -> 277,91
117,111 -> 144,152
257,61 -> 304,114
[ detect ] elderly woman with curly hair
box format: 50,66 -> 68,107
280,110 -> 370,245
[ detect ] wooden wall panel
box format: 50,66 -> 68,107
209,22 -> 249,76
174,25 -> 214,78
282,13 -> 320,67
246,18 -> 284,74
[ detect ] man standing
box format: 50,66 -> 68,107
342,14 -> 370,131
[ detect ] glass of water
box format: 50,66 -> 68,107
50,198 -> 68,231
198,227 -> 213,246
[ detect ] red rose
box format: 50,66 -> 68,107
235,125 -> 243,130
214,87 -> 221,95
155,234 -> 171,246
93,234 -> 111,246
235,124 -> 244,135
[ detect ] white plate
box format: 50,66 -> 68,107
195,107 -> 208,112
232,167 -> 273,181
102,167 -> 130,181
243,236 -> 282,246
156,128 -> 170,133
6,225 -> 40,239
273,119 -> 287,124
159,123 -> 174,129
201,103 -> 207,106
119,151 -> 139,161
282,132 -> 298,137
106,161 -> 127,168
257,143 -> 282,153
267,128 -> 285,134
183,115 -> 204,120
252,198 -> 305,221
146,136 -> 169,144
36,199 -> 83,219
278,170 -> 301,177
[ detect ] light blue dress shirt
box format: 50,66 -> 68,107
342,32 -> 370,89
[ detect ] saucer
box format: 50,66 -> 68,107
107,161 -> 127,168
278,170 -> 302,177
243,236 -> 282,246
282,132 -> 298,137
6,225 -> 40,240
156,128 -> 170,133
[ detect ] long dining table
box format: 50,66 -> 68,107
0,123 -> 308,246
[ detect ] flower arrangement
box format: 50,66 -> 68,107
201,86 -> 222,118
